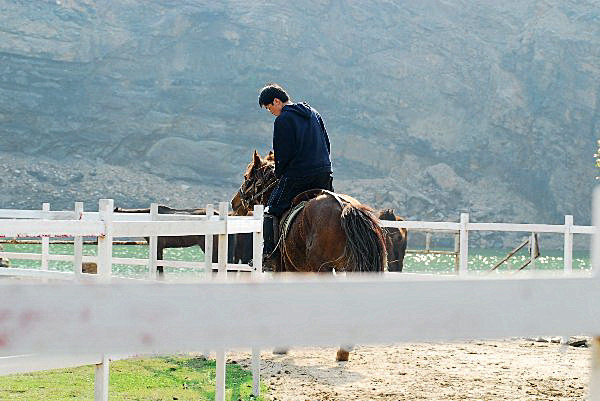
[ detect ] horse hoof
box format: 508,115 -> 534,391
272,347 -> 289,355
336,349 -> 349,362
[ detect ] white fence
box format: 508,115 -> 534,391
380,212 -> 590,274
0,200 -> 263,280
1,196 -> 600,400
0,199 -> 264,401
2,204 -> 592,278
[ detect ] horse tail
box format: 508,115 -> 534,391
339,204 -> 387,272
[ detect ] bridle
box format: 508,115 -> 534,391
236,164 -> 278,213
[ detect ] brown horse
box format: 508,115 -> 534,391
378,209 -> 408,272
232,150 -> 387,273
232,150 -> 387,361
114,206 -> 252,275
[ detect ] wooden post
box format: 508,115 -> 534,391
218,202 -> 228,279
94,354 -> 109,401
204,204 -> 214,279
97,199 -> 114,282
459,213 -> 469,275
215,348 -> 226,401
148,203 -> 158,280
41,203 -> 50,271
564,215 -> 573,274
252,205 -> 264,277
73,202 -> 84,278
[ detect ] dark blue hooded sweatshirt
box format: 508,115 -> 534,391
272,102 -> 332,179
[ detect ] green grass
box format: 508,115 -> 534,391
0,356 -> 266,401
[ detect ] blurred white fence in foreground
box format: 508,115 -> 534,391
0,194 -> 599,400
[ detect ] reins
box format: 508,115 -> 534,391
248,178 -> 277,203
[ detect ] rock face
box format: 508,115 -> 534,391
0,1 -> 598,247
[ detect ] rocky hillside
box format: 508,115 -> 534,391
1,1 -> 598,247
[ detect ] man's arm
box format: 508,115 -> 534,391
273,117 -> 295,178
317,114 -> 331,155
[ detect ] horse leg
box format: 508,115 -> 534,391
336,344 -> 354,362
157,242 -> 164,278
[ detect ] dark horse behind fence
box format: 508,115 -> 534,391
113,205 -> 252,276
378,209 -> 408,272
231,150 -> 387,273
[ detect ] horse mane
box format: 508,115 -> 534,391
243,161 -> 255,179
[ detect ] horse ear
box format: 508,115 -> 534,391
266,150 -> 275,161
252,149 -> 261,166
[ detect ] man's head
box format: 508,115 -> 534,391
258,83 -> 290,116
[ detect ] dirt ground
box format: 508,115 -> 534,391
229,339 -> 591,401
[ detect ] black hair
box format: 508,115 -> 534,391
258,83 -> 290,107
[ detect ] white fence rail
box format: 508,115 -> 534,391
2,204 -> 594,278
1,196 -> 599,400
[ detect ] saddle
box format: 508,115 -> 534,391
273,189 -> 356,253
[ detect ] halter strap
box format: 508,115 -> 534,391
236,164 -> 278,213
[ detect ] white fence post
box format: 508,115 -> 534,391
251,205 -> 263,397
97,199 -> 114,282
252,346 -> 261,397
204,204 -> 214,279
215,202 -> 230,400
201,203 -> 215,359
252,205 -> 264,277
530,232 -> 537,270
94,354 -> 109,401
459,213 -> 469,275
73,202 -> 83,278
218,202 -> 228,279
564,215 -> 573,274
148,203 -> 158,280
590,188 -> 600,401
215,348 -> 226,401
41,203 -> 50,271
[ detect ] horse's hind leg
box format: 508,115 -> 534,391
336,344 -> 354,361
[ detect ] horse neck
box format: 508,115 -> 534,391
255,165 -> 276,206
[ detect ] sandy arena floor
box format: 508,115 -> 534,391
230,340 -> 591,401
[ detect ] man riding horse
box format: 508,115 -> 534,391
258,83 -> 334,263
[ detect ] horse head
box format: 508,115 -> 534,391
231,150 -> 277,216
377,208 -> 408,272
